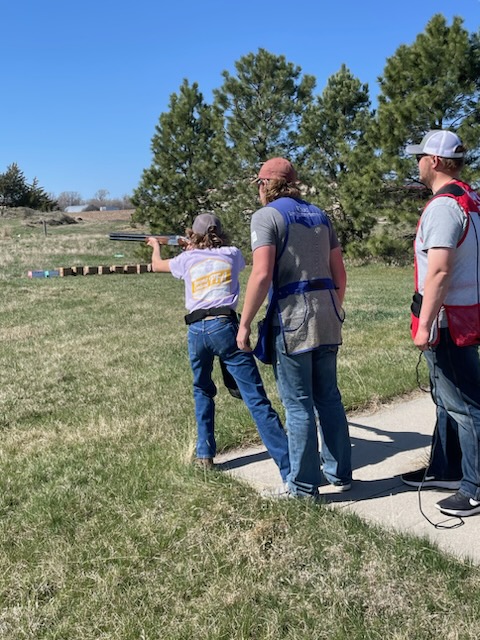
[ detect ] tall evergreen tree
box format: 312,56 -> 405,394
377,14 -> 480,176
132,80 -> 226,233
214,48 -> 316,171
0,163 -> 29,209
374,14 -> 480,248
298,65 -> 380,252
212,49 -> 316,252
26,177 -> 58,212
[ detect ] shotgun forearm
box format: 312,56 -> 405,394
109,232 -> 186,246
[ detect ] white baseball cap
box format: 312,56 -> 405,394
405,130 -> 464,158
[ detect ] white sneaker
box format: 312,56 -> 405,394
261,484 -> 322,502
330,481 -> 352,492
260,483 -> 291,499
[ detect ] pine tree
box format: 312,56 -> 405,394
377,14 -> 480,176
132,80 -> 227,233
214,48 -> 316,170
26,178 -> 58,211
0,163 -> 29,209
375,14 -> 480,246
212,49 -> 316,251
298,65 -> 380,252
0,164 -> 57,211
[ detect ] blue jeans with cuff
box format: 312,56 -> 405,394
187,316 -> 290,482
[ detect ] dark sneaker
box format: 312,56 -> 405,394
435,491 -> 480,517
401,468 -> 460,490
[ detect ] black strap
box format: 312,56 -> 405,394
435,183 -> 465,197
411,291 -> 423,317
184,306 -> 237,325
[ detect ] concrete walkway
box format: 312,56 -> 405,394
215,392 -> 479,566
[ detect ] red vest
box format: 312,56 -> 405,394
412,180 -> 480,347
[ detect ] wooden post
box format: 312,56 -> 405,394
83,266 -> 99,275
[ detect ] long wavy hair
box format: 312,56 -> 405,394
185,226 -> 230,249
263,178 -> 301,204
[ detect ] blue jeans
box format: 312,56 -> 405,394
427,394 -> 462,480
424,329 -> 480,500
187,317 -> 290,482
272,326 -> 352,497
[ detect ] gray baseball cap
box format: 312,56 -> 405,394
405,130 -> 464,158
192,213 -> 222,235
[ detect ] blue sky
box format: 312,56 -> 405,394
1,0 -> 479,201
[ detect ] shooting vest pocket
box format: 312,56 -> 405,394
444,303 -> 480,346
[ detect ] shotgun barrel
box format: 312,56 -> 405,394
109,232 -> 186,246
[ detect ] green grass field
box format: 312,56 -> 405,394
1,212 -> 479,639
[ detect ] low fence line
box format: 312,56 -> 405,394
28,264 -> 153,278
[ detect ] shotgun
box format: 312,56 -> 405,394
109,231 -> 241,398
109,232 -> 187,247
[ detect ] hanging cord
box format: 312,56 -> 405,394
415,350 -> 430,393
410,176 -> 480,529
416,469 -> 464,530
414,350 -> 464,529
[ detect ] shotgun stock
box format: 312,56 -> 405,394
109,232 -> 187,246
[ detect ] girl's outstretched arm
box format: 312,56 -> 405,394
146,237 -> 172,273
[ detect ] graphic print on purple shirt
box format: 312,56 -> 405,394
168,246 -> 245,312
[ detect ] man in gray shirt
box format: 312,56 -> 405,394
237,158 -> 352,499
403,130 -> 480,517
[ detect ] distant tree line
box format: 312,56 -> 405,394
0,163 -> 57,212
54,190 -> 133,212
132,13 -> 480,262
0,171 -> 133,216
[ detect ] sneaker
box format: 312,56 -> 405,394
261,483 -> 292,499
261,484 -> 322,502
401,468 -> 461,490
195,457 -> 215,470
435,491 -> 480,517
330,480 -> 352,492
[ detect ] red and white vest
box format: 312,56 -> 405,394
412,180 -> 480,347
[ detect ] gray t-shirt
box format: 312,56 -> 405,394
416,195 -> 467,326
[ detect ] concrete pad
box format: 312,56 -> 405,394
215,392 -> 479,566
